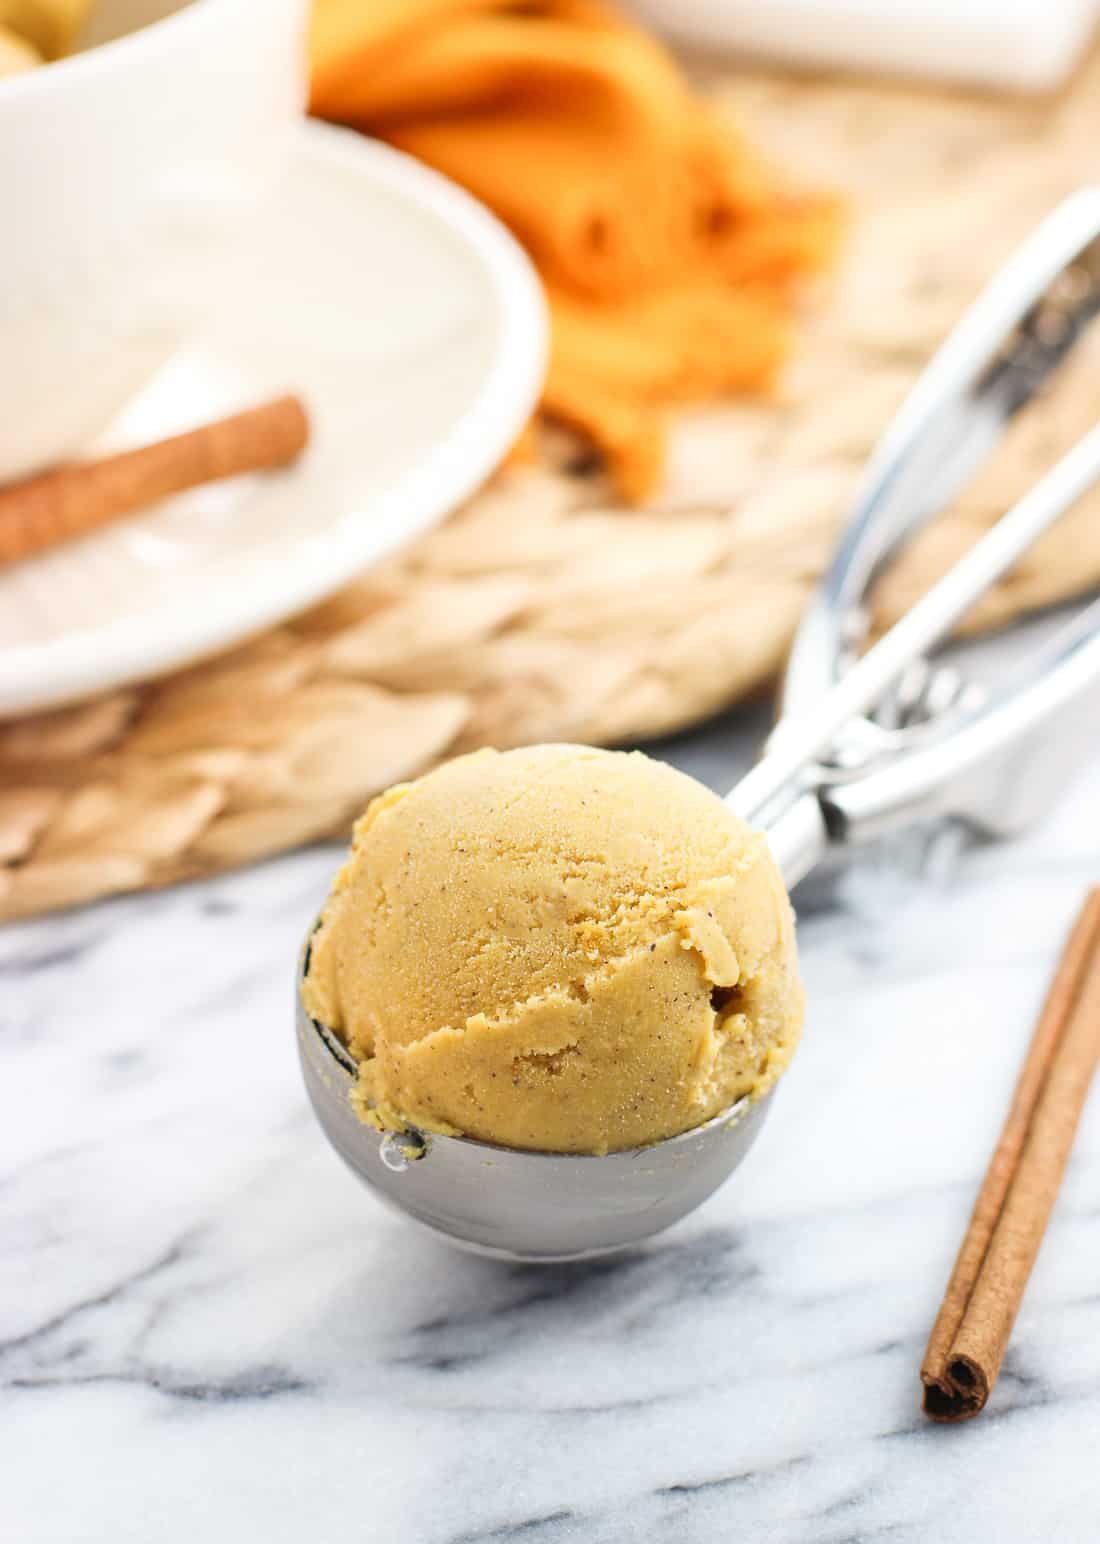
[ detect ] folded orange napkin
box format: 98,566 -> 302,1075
311,0 -> 840,499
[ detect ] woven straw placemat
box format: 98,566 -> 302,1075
3,54 -> 1099,922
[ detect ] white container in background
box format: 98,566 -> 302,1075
0,0 -> 308,482
627,0 -> 1100,93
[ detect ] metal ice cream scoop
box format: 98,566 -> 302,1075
297,190 -> 1100,1262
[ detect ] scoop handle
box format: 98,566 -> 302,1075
733,415 -> 1100,827
781,187 -> 1100,738
733,190 -> 1100,885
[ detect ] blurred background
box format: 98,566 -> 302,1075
1,0 -> 1098,918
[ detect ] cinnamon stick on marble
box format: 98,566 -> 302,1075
921,889 -> 1100,1422
0,394 -> 310,568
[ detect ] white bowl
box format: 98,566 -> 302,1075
0,0 -> 308,482
0,122 -> 548,715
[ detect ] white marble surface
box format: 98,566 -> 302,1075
2,705 -> 1099,1544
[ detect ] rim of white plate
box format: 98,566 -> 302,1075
0,118 -> 548,719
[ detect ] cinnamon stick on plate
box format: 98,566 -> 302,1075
921,888 -> 1100,1422
0,394 -> 310,568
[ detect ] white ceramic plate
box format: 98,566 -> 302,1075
0,118 -> 547,717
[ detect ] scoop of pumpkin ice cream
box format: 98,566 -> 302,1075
302,744 -> 802,1154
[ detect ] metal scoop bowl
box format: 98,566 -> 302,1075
297,191 -> 1100,1263
296,956 -> 772,1261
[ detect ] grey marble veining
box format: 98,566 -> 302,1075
2,700 -> 1099,1544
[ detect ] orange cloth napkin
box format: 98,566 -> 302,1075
311,0 -> 840,499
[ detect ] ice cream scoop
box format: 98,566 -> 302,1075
298,192 -> 1100,1260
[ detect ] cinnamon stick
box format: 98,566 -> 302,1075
0,394 -> 310,568
921,888 -> 1100,1422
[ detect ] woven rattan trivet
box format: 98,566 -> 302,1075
3,55 -> 1099,921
